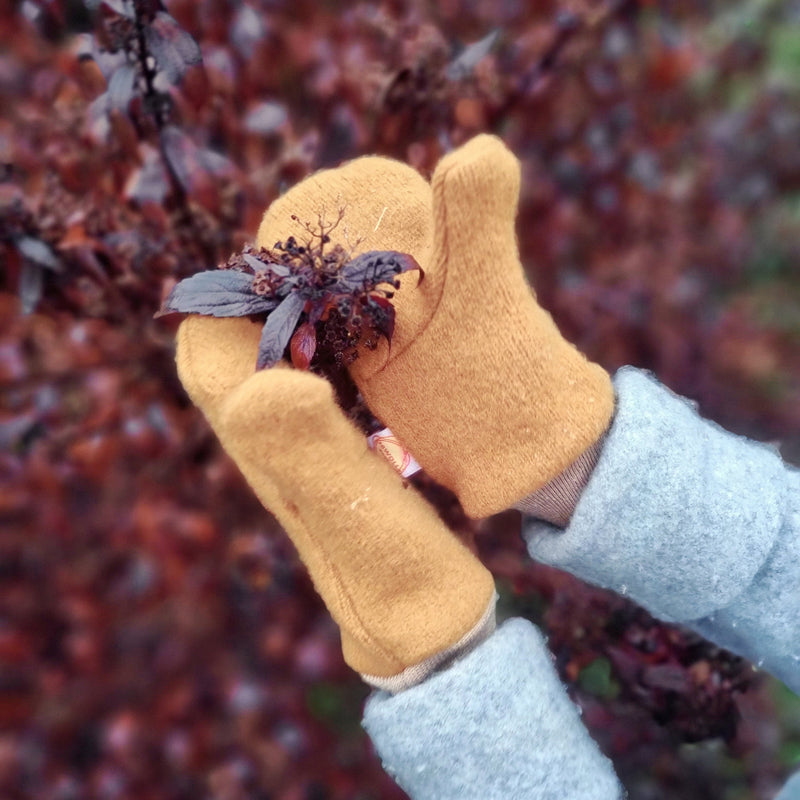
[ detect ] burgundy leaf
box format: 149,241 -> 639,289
381,302 -> 396,342
257,292 -> 305,369
157,270 -> 278,318
290,323 -> 317,370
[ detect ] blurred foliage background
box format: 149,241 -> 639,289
2,0 -> 800,798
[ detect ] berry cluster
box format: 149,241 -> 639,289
207,209 -> 418,381
318,296 -> 392,369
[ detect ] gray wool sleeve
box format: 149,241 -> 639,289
524,366 -> 800,696
777,772 -> 800,800
362,618 -> 623,800
361,367 -> 799,800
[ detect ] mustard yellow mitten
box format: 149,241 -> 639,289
176,316 -> 495,684
257,135 -> 614,518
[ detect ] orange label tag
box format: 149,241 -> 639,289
367,428 -> 421,478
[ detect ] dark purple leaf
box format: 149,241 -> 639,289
19,261 -> 44,315
0,413 -> 39,451
257,292 -> 305,369
17,236 -> 62,272
160,126 -> 194,193
157,270 -> 277,318
161,126 -> 233,194
107,63 -> 137,111
145,12 -> 202,84
338,251 -> 421,292
605,646 -> 640,684
290,323 -> 317,370
446,29 -> 500,81
306,298 -> 330,325
373,297 -> 396,342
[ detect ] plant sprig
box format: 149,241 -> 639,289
157,209 -> 423,377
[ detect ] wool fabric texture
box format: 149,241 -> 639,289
778,772 -> 800,800
363,368 -> 800,799
363,619 -> 623,800
524,368 -> 788,621
363,593 -> 497,693
524,368 -> 798,694
175,315 -> 495,679
689,464 -> 800,694
257,135 -> 615,518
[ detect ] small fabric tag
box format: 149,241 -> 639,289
367,428 -> 421,478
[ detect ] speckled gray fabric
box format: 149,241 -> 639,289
777,772 -> 800,800
361,367 -> 799,799
524,367 -> 789,623
363,619 -> 623,800
688,463 -> 800,694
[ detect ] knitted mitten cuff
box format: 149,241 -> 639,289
513,437 -> 606,527
361,593 -> 497,694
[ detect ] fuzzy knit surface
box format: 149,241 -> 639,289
524,367 -> 799,694
778,772 -> 800,800
690,464 -> 800,694
363,618 -> 623,800
175,315 -> 495,679
257,135 -> 614,518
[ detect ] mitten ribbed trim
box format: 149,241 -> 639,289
514,438 -> 606,527
361,593 -> 497,694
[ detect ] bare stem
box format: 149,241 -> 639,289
131,0 -> 164,130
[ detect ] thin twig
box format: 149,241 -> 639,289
132,0 -> 163,130
130,0 -> 189,212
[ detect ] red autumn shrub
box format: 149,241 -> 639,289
2,1 -> 799,798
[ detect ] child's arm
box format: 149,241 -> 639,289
524,367 -> 800,695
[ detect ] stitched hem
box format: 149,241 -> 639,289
360,592 -> 498,693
